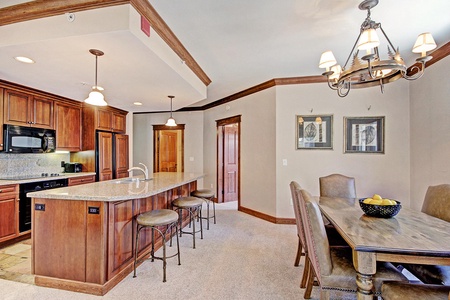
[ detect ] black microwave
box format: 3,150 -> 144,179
3,125 -> 56,153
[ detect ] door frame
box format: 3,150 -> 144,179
216,115 -> 241,205
153,124 -> 185,173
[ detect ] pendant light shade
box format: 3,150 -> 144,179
85,49 -> 107,106
165,95 -> 177,127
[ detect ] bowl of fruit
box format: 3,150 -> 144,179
359,194 -> 402,218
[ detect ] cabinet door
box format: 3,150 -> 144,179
0,88 -> 4,151
3,89 -> 31,126
98,132 -> 113,181
55,102 -> 81,151
68,175 -> 95,186
114,134 -> 129,179
0,185 -> 19,243
32,96 -> 54,129
112,112 -> 126,133
96,108 -> 112,131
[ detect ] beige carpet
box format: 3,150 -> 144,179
0,201 -> 355,300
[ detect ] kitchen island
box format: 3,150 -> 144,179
27,172 -> 204,295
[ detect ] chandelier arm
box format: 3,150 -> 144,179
403,64 -> 425,81
378,25 -> 397,51
343,32 -> 363,69
337,82 -> 351,98
326,78 -> 338,90
366,60 -> 377,79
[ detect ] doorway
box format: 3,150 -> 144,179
153,124 -> 185,173
217,115 -> 241,205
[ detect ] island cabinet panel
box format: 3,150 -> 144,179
86,201 -> 107,284
33,198 -> 86,282
54,101 -> 82,151
107,200 -> 134,280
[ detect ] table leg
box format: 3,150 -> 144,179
352,250 -> 376,300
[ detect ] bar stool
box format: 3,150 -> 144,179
133,209 -> 180,282
191,189 -> 216,230
172,196 -> 203,249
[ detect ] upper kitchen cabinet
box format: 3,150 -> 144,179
82,105 -> 128,150
0,88 -> 4,151
3,88 -> 54,129
54,100 -> 82,152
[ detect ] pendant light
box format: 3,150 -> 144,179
85,49 -> 107,106
165,95 -> 177,126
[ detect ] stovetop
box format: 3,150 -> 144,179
0,173 -> 65,181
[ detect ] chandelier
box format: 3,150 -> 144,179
165,95 -> 177,126
319,0 -> 437,97
85,49 -> 107,106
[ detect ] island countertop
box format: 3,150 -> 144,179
27,172 -> 204,201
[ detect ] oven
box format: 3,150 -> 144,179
19,178 -> 68,232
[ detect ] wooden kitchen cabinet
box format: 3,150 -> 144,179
0,87 -> 4,151
0,184 -> 19,243
68,175 -> 96,186
54,101 -> 82,151
82,105 -> 128,150
3,88 -> 54,129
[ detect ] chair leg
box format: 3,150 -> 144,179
175,223 -> 181,265
162,234 -> 167,282
133,224 -> 140,278
304,260 -> 315,299
300,253 -> 309,288
206,200 -> 210,230
294,238 -> 303,267
212,198 -> 216,224
151,227 -> 155,262
319,289 -> 330,300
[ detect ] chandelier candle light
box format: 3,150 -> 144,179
165,95 -> 177,127
85,49 -> 107,106
319,0 -> 437,97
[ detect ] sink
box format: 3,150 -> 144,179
115,178 -> 152,184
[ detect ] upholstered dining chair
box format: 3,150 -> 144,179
319,173 -> 357,199
402,184 -> 450,285
297,189 -> 408,299
381,282 -> 450,300
289,181 -> 309,289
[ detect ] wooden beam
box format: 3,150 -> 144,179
0,0 -> 211,86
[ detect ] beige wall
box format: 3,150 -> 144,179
410,55 -> 450,211
275,81 -> 411,218
202,88 -> 277,215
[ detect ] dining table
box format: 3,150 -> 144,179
317,196 -> 450,300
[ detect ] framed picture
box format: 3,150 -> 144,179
344,116 -> 385,154
296,115 -> 333,150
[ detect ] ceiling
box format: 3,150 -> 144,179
0,0 -> 449,113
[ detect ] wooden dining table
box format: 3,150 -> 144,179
317,196 -> 450,300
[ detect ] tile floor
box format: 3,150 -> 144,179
0,239 -> 34,285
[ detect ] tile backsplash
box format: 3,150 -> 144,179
0,153 -> 70,177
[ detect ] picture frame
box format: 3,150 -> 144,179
296,115 -> 333,150
344,116 -> 385,154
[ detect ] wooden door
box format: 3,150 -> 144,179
0,88 -> 3,151
223,125 -> 239,202
159,131 -> 178,172
98,132 -> 113,181
114,134 -> 129,179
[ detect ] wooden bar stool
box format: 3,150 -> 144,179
172,196 -> 203,249
191,189 -> 216,230
133,209 -> 180,282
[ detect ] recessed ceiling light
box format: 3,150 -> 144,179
133,102 -> 143,106
15,56 -> 35,64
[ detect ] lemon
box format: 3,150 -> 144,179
363,198 -> 372,204
381,199 -> 392,206
370,199 -> 382,205
372,194 -> 382,200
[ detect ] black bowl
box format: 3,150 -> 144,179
359,198 -> 402,218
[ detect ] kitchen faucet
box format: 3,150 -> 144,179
127,163 -> 149,180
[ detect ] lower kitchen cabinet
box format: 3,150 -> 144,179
0,184 -> 19,243
67,175 -> 95,186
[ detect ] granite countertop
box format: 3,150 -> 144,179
0,172 -> 97,185
27,172 -> 204,202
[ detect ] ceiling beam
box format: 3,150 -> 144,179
0,0 -> 211,86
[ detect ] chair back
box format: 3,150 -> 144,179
319,173 -> 356,198
422,184 -> 450,222
297,189 -> 333,280
289,181 -> 307,250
